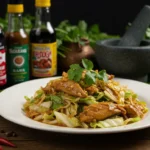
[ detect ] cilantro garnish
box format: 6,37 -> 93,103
84,71 -> 96,86
50,95 -> 64,110
97,70 -> 108,82
82,59 -> 93,70
67,59 -> 108,86
68,64 -> 84,82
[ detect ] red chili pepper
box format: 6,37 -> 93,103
0,146 -> 3,150
0,138 -> 16,147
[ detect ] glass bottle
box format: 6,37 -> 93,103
0,27 -> 7,90
30,0 -> 57,79
6,0 -> 29,86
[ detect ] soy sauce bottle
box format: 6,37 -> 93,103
30,0 -> 57,79
0,27 -> 7,90
6,0 -> 30,86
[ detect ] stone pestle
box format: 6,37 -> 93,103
118,5 -> 150,47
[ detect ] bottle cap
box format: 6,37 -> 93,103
7,0 -> 24,13
35,0 -> 51,7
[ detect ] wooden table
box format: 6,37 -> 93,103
1,116 -> 150,150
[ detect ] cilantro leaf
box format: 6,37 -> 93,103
97,70 -> 108,82
78,20 -> 87,33
84,71 -> 96,86
89,24 -> 100,34
50,95 -> 64,110
68,64 -> 84,82
82,59 -> 93,70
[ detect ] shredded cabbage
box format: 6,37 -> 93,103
40,101 -> 52,108
43,113 -> 54,120
90,117 -> 124,128
124,117 -> 141,125
54,111 -> 81,128
79,96 -> 97,105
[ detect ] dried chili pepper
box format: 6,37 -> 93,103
0,146 -> 3,150
0,138 -> 16,147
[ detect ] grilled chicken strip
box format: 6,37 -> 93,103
124,104 -> 144,118
51,79 -> 87,98
79,102 -> 126,123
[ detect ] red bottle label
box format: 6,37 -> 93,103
0,49 -> 6,85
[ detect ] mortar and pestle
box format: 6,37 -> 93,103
95,5 -> 150,82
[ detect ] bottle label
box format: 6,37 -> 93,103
0,48 -> 6,86
31,42 -> 57,77
8,44 -> 29,84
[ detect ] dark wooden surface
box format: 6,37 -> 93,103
0,116 -> 150,150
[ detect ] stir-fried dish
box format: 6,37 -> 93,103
23,59 -> 148,128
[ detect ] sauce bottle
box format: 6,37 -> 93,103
30,0 -> 57,79
0,27 -> 7,90
6,0 -> 29,86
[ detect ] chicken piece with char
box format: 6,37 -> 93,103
79,102 -> 126,123
124,104 -> 144,118
51,79 -> 88,98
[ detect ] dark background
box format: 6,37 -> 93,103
0,0 -> 150,35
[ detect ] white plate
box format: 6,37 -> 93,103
0,77 -> 150,134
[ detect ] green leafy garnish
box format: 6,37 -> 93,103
67,59 -> 108,86
84,71 -> 96,86
68,64 -> 84,82
97,70 -> 108,82
50,95 -> 64,110
56,20 -> 119,56
82,59 -> 93,70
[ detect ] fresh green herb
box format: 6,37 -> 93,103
22,14 -> 35,33
67,59 -> 108,86
78,20 -> 88,34
82,58 -> 93,70
43,94 -> 63,109
50,95 -> 64,110
82,59 -> 96,85
97,70 -> 108,82
84,71 -> 96,86
56,20 -> 119,57
68,64 -> 84,82
0,15 -> 118,57
0,14 -> 34,33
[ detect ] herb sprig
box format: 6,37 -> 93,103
56,20 -> 119,57
67,59 -> 108,86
